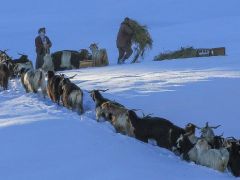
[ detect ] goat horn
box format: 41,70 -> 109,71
98,89 -> 109,92
142,112 -> 153,117
199,122 -> 208,130
18,52 -> 26,56
131,109 -> 141,112
209,125 -> 221,129
226,136 -> 237,141
68,74 -> 77,79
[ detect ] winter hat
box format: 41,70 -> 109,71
124,17 -> 130,22
38,27 -> 46,34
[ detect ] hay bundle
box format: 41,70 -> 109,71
154,47 -> 198,61
128,19 -> 153,63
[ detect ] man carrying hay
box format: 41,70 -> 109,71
35,27 -> 52,69
116,17 -> 134,64
116,17 -> 153,64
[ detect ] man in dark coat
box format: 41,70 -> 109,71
116,17 -> 134,64
35,27 -> 52,69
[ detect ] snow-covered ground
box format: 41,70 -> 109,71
1,0 -> 240,179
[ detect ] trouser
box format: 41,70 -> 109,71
35,53 -> 45,69
36,48 -> 50,69
117,46 -> 133,64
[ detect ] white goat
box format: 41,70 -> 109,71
200,122 -> 221,145
89,43 -> 109,66
21,68 -> 47,96
195,139 -> 229,172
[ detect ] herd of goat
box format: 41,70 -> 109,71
0,50 -> 239,177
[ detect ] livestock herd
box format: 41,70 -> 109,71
0,50 -> 239,177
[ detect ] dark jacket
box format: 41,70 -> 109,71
116,21 -> 133,48
35,35 -> 52,55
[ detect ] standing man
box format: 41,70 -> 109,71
116,17 -> 134,64
35,27 -> 52,69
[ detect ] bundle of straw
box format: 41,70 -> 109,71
128,19 -> 153,63
154,47 -> 198,61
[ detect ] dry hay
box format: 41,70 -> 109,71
154,47 -> 198,61
128,19 -> 153,63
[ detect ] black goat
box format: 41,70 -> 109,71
127,110 -> 185,151
176,123 -> 201,161
0,62 -> 10,90
176,134 -> 195,161
211,135 -> 225,149
226,138 -> 240,177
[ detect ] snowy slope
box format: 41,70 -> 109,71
0,0 -> 240,179
0,75 -> 238,180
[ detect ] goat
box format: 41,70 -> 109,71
42,49 -> 91,72
200,122 -> 220,143
47,71 -> 63,104
0,62 -> 10,90
195,139 -> 229,172
13,60 -> 33,78
225,138 -> 240,177
89,43 -> 109,66
20,68 -> 47,96
0,50 -> 11,63
176,134 -> 197,161
0,50 -> 14,79
200,122 -> 225,148
58,78 -> 83,114
176,123 -> 200,161
89,89 -> 124,121
100,101 -> 134,136
127,110 -> 185,151
89,89 -> 110,108
184,123 -> 199,144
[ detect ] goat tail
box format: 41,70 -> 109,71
76,91 -> 84,114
